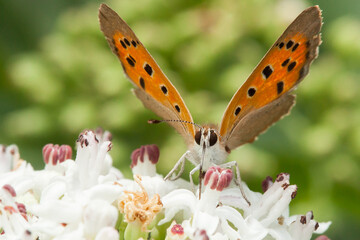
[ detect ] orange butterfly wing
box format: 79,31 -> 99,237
99,4 -> 195,145
220,6 -> 322,149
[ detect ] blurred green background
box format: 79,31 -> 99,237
1,0 -> 359,238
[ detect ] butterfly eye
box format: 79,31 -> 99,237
209,130 -> 218,146
195,130 -> 202,145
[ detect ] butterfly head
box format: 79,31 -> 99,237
192,125 -> 230,168
194,126 -> 218,150
149,119 -> 229,166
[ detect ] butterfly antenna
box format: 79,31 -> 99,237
148,119 -> 203,130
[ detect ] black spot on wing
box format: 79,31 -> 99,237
139,77 -> 145,89
277,81 -> 284,94
235,106 -> 241,116
161,85 -> 168,94
144,63 -> 153,76
131,40 -> 137,47
281,59 -> 290,67
129,55 -> 136,63
124,38 -> 131,46
120,40 -> 127,49
262,65 -> 273,79
287,62 -> 296,72
286,40 -> 294,49
292,43 -> 299,52
126,57 -> 135,67
248,87 -> 256,97
278,42 -> 284,49
175,104 -> 180,112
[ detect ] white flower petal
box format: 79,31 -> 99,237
314,221 -> 332,234
52,226 -> 85,240
40,180 -> 67,203
141,175 -> 176,197
31,218 -> 65,238
30,199 -> 82,224
95,227 -> 119,240
219,218 -> 241,240
96,141 -> 112,175
82,184 -> 122,203
131,157 -> 157,177
220,187 -> 257,210
83,200 -> 118,238
159,189 -> 197,225
289,213 -> 316,240
267,225 -> 292,240
211,232 -> 229,240
192,211 -> 219,236
217,206 -> 268,240
216,206 -> 247,234
260,185 -> 296,227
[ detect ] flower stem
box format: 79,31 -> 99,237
124,221 -> 148,240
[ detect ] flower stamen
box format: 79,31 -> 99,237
118,175 -> 162,231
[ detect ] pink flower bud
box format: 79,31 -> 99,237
16,202 -> 27,220
131,144 -> 159,168
42,144 -> 72,165
16,202 -> 26,215
171,224 -> 184,235
204,166 -> 233,191
2,184 -> 16,197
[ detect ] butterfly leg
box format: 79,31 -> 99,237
219,161 -> 251,206
170,157 -> 186,180
164,150 -> 191,181
189,164 -> 201,194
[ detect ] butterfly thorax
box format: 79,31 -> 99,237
190,126 -> 229,170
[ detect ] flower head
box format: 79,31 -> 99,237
24,129 -> 122,239
0,129 -> 331,239
165,221 -> 187,240
118,175 -> 163,231
160,171 -> 331,240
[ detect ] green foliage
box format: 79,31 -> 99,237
1,0 -> 359,238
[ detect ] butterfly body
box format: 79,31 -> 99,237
99,4 -> 322,194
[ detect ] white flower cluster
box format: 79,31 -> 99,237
0,129 -> 331,240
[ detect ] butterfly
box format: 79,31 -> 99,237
99,4 -> 322,203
